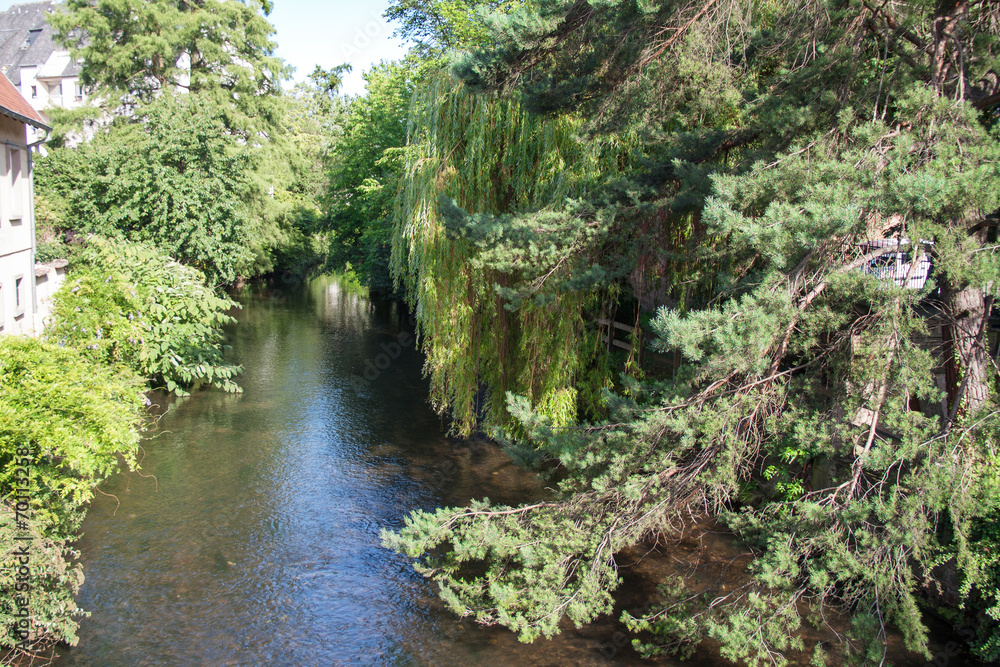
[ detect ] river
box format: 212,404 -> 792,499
52,277 -> 659,666
51,277 -> 978,667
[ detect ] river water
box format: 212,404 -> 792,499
52,277 -> 661,666
51,277 -> 978,667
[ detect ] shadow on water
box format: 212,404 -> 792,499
51,277 -> 983,666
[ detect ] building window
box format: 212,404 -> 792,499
10,148 -> 23,221
58,82 -> 63,95
75,83 -> 84,100
0,283 -> 5,330
30,85 -> 36,98
20,29 -> 41,50
14,275 -> 24,316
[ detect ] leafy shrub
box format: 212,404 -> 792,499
35,93 -> 259,284
964,445 -> 1000,662
34,239 -> 69,264
0,336 -> 145,659
47,238 -> 243,395
33,192 -> 71,263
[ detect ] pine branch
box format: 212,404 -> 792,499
636,0 -> 722,70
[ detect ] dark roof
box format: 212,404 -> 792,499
0,70 -> 50,130
0,2 -> 69,86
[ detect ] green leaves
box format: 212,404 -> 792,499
47,237 -> 243,396
383,499 -> 621,641
37,93 -> 260,285
391,73 -> 629,435
385,0 -> 526,55
324,60 -> 417,294
1,337 -> 145,658
51,0 -> 288,138
385,0 -> 1000,663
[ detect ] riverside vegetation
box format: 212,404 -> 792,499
2,0 -> 1000,665
1,0 -> 329,660
370,1 -> 1000,665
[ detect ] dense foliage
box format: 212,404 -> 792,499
386,0 -> 526,54
18,0 -> 1000,662
47,238 -> 243,396
0,337 -> 145,661
36,93 -> 261,284
51,0 -> 287,137
40,0 -> 336,284
1,1 -> 334,662
323,61 -> 416,294
382,0 -> 1000,664
390,73 -> 631,433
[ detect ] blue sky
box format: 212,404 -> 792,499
268,0 -> 411,96
0,0 -> 412,97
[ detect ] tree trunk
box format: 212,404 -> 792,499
931,0 -> 969,96
942,285 -> 992,420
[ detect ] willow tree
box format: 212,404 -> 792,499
391,75 -> 630,434
386,1 -> 1000,664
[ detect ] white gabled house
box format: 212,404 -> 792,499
0,69 -> 53,335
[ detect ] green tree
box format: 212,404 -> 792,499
308,63 -> 353,103
324,59 -> 418,293
386,0 -> 1000,663
388,71 -> 632,434
51,0 -> 288,136
47,237 -> 243,396
241,91 -> 341,280
1,337 -> 145,660
386,0 -> 527,54
37,92 -> 261,284
282,65 -> 352,206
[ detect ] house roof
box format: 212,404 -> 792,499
0,70 -> 50,130
0,1 -> 79,86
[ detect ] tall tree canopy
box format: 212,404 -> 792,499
51,0 -> 287,135
324,60 -> 417,294
389,72 -> 630,433
40,2 -> 333,284
385,0 -> 527,53
385,1 -> 1000,664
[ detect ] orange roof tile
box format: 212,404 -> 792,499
0,71 -> 49,130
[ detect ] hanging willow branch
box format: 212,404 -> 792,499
391,74 -> 630,434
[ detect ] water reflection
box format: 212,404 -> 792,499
52,277 -> 975,667
53,278 -> 648,666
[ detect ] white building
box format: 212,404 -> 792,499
0,1 -> 89,142
0,68 -> 52,335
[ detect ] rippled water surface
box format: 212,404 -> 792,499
53,278 -> 664,666
52,278 -> 978,667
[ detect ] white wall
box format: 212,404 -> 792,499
33,260 -> 66,331
0,118 -> 35,335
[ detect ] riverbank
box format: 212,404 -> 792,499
47,277 -> 663,665
36,278 -> 986,666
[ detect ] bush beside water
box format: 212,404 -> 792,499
1,236 -> 244,660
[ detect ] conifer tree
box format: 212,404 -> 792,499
390,72 -> 632,434
51,0 -> 287,136
386,1 -> 1000,663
